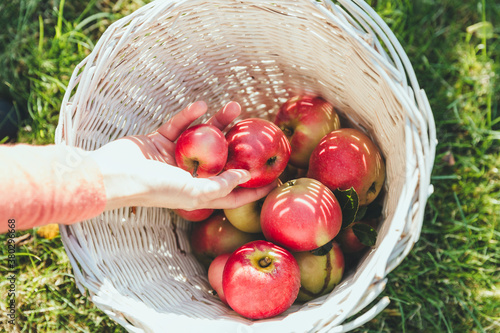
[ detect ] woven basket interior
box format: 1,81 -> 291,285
58,0 -> 429,331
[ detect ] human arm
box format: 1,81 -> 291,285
0,144 -> 106,232
0,101 -> 276,233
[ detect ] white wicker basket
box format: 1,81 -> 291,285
55,0 -> 436,331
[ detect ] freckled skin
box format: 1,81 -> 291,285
224,118 -> 291,188
307,128 -> 386,206
274,96 -> 341,169
260,178 -> 343,252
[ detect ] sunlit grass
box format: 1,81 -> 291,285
0,0 -> 149,144
0,0 -> 499,332
352,0 -> 500,332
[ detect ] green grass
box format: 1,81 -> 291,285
0,0 -> 148,144
1,0 -> 499,332
352,0 -> 500,332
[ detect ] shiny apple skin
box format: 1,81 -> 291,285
294,242 -> 344,302
173,208 -> 214,222
307,128 -> 385,206
260,178 -> 343,252
224,118 -> 291,188
223,197 -> 265,233
189,212 -> 260,268
274,95 -> 340,169
222,240 -> 301,319
175,124 -> 228,178
208,253 -> 231,305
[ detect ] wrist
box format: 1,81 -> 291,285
88,146 -> 144,211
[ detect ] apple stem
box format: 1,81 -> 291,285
258,256 -> 272,268
368,181 -> 377,194
267,156 -> 277,166
280,126 -> 293,137
192,161 -> 199,178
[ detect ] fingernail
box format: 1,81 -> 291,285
195,100 -> 207,108
225,101 -> 241,115
189,101 -> 207,113
238,171 -> 252,184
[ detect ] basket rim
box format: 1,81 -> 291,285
56,0 -> 437,332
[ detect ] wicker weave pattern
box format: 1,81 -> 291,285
56,0 -> 436,332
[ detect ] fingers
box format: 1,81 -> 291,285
207,180 -> 278,209
155,100 -> 240,142
206,101 -> 241,131
198,169 -> 252,198
145,132 -> 177,165
195,170 -> 279,209
156,101 -> 208,141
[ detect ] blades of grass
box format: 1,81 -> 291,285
480,0 -> 488,59
64,30 -> 96,50
38,14 -> 44,53
452,282 -> 486,333
55,0 -> 66,40
74,12 -> 114,32
30,69 -> 67,91
452,191 -> 467,226
416,292 -> 450,332
430,174 -> 461,180
435,304 -> 453,333
75,0 -> 99,24
15,251 -> 41,262
22,306 -> 65,315
46,284 -> 81,313
397,299 -> 406,333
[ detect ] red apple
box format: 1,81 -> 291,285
294,242 -> 344,302
208,253 -> 231,305
175,123 -> 228,178
223,240 -> 300,319
274,95 -> 341,169
190,212 -> 260,268
173,208 -> 214,222
260,178 -> 343,252
337,220 -> 378,253
307,128 -> 386,206
224,118 -> 291,188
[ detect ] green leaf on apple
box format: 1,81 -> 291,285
333,187 -> 359,229
310,240 -> 334,256
354,205 -> 368,222
352,223 -> 378,247
354,201 -> 383,222
363,202 -> 383,220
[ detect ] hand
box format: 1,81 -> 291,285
89,101 -> 277,211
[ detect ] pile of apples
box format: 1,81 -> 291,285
173,95 -> 386,320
